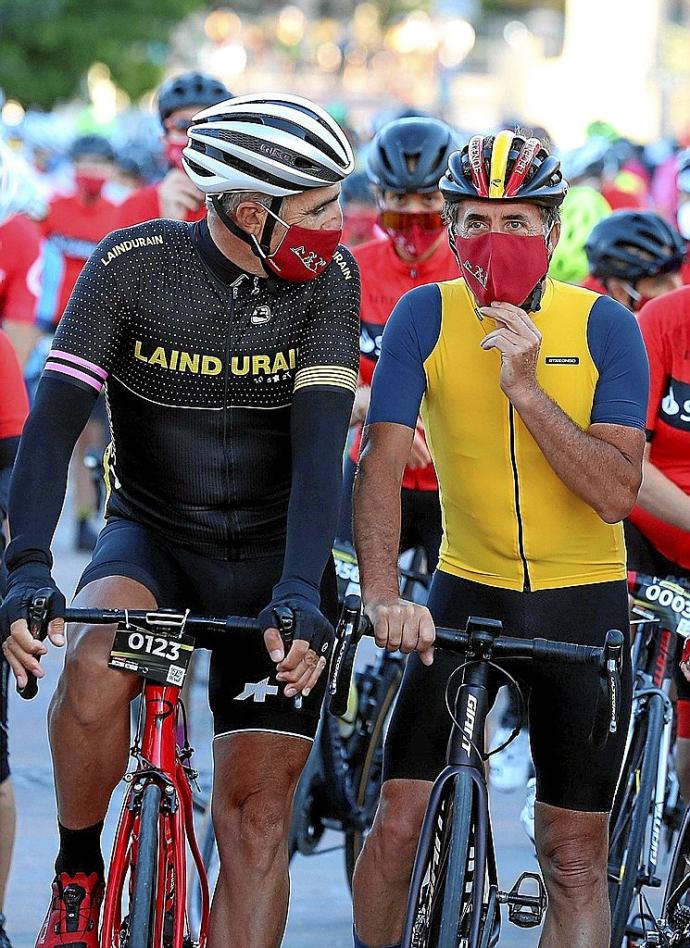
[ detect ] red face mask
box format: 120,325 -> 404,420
451,231 -> 550,309
75,173 -> 107,200
259,207 -> 342,282
165,141 -> 187,171
378,210 -> 444,260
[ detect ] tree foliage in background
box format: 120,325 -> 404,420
0,0 -> 208,109
480,0 -> 564,11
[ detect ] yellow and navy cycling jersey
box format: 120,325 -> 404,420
367,277 -> 649,591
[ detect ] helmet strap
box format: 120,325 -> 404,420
211,195 -> 284,274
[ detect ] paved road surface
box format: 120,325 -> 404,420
4,510 -> 618,947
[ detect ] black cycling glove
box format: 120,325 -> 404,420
258,581 -> 334,661
0,561 -> 65,642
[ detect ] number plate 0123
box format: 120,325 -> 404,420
109,624 -> 195,686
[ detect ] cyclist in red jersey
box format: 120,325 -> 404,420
115,72 -> 230,227
37,134 -> 118,550
0,144 -> 43,367
38,134 -> 118,332
0,330 -> 29,948
337,117 -> 458,569
584,211 -> 690,799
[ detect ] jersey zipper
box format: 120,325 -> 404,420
223,286 -> 238,558
508,405 -> 530,591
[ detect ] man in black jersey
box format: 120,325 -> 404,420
1,94 -> 359,948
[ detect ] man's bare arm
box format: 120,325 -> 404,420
480,300 -> 646,523
354,422 -> 411,599
511,387 -> 645,523
354,421 -> 435,663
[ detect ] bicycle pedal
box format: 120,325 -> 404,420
501,871 -> 547,929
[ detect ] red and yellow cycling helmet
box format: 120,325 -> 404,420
440,130 -> 568,208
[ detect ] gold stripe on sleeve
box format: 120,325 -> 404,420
294,366 -> 358,393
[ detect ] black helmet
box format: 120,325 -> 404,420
585,211 -> 686,282
367,117 -> 459,194
69,134 -> 115,163
158,71 -> 231,123
340,169 -> 375,206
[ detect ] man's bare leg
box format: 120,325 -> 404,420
0,777 -> 15,910
48,577 -> 155,832
352,779 -> 431,946
535,802 -> 610,948
207,732 -> 310,948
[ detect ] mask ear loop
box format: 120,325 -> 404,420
622,281 -> 642,311
256,195 -> 284,258
524,217 -> 556,313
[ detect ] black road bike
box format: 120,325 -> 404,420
288,543 -> 430,884
608,574 -> 690,948
329,598 -> 624,947
188,546 -> 430,929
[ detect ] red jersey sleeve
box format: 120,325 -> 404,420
0,329 -> 29,438
0,215 -> 42,325
637,299 -> 670,436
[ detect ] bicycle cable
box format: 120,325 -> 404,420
443,659 -> 527,762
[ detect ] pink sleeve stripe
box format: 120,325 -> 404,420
49,349 -> 108,381
45,361 -> 103,393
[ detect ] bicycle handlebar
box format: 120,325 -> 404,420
17,600 -> 262,700
61,608 -> 261,634
328,596 -> 625,746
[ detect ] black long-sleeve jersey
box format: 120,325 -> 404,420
39,218 -> 360,559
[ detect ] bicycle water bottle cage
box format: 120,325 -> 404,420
501,871 -> 547,928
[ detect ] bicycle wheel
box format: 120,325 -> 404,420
660,804 -> 690,940
288,738 -> 325,860
127,782 -> 162,948
404,772 -> 479,948
608,691 -> 665,948
344,661 -> 403,886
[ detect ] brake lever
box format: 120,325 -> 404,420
328,595 -> 364,717
273,604 -> 302,710
18,590 -> 52,700
601,628 -> 624,741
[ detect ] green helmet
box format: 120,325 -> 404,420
549,186 -> 611,284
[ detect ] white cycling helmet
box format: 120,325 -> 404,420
182,92 -> 355,197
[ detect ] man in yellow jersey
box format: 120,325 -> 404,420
351,132 -> 649,948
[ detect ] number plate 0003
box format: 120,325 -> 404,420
109,624 -> 195,686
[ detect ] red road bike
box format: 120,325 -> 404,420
23,597 -> 264,948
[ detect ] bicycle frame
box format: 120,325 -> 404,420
402,660 -> 500,947
100,681 -> 210,948
630,615 -> 678,888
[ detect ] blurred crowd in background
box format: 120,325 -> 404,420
4,0 -> 690,548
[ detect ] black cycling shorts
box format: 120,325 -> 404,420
76,517 -> 338,742
384,570 -> 632,813
625,519 -> 690,703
